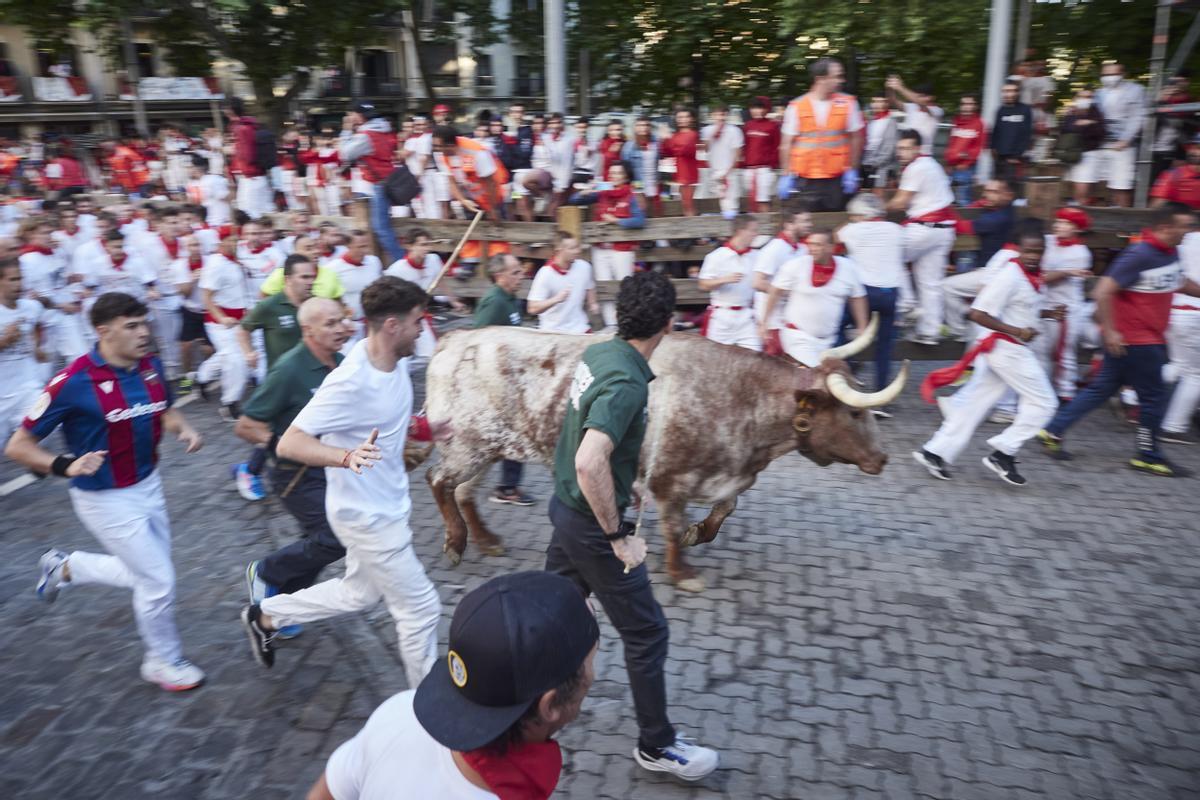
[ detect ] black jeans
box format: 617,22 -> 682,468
259,466 -> 346,593
497,459 -> 524,491
793,177 -> 845,211
545,496 -> 675,750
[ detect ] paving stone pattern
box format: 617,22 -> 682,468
1,360 -> 1199,799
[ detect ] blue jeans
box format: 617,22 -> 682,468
498,460 -> 524,491
369,183 -> 405,263
1045,344 -> 1168,459
951,166 -> 975,206
837,286 -> 898,393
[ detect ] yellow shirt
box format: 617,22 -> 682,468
259,265 -> 344,299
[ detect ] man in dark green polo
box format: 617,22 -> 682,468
234,297 -> 350,637
474,252 -> 533,505
545,271 -> 719,781
232,253 -> 320,500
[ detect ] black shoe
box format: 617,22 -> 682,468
198,381 -> 213,402
489,488 -> 536,506
912,449 -> 951,480
983,450 -> 1026,486
218,403 -> 240,423
1159,429 -> 1198,446
240,604 -> 276,668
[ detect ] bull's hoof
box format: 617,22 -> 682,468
443,543 -> 464,566
680,523 -> 703,548
676,576 -> 707,593
474,538 -> 507,557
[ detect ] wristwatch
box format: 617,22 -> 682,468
603,520 -> 636,542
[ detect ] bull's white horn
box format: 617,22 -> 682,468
820,313 -> 879,361
826,360 -> 910,409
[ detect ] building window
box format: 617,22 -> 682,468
135,43 -> 155,78
423,43 -> 459,89
514,55 -> 543,97
475,54 -> 493,88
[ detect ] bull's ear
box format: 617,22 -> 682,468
793,388 -> 826,407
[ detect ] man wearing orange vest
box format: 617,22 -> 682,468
339,102 -> 405,263
102,138 -> 152,197
779,57 -> 864,212
432,125 -> 510,277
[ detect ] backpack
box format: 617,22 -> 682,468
382,164 -> 421,206
1052,131 -> 1083,166
253,127 -> 277,173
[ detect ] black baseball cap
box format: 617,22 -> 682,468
353,101 -> 377,117
414,571 -> 599,752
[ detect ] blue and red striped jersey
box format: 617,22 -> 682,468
22,347 -> 174,491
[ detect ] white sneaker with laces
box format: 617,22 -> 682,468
36,549 -> 69,603
633,734 -> 719,781
141,657 -> 206,692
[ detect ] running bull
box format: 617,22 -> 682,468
423,319 -> 906,591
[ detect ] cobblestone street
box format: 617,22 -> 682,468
2,359 -> 1199,800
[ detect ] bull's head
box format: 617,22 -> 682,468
789,317 -> 907,475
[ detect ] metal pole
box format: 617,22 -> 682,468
1135,0 -> 1171,208
579,48 -> 590,116
544,0 -> 566,113
120,18 -> 148,137
1014,0 -> 1031,64
1166,9 -> 1200,78
979,0 -> 1014,182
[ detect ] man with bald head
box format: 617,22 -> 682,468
235,297 -> 351,636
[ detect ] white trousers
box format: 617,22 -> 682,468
315,184 -> 342,217
904,224 -> 955,339
261,516 -> 441,689
67,471 -> 182,664
1164,310 -> 1200,433
742,167 -> 775,204
1032,306 -> 1084,399
924,340 -> 1057,464
593,249 -> 635,328
780,326 -> 833,368
706,171 -> 741,217
707,306 -> 762,351
197,322 -> 247,405
236,175 -> 272,219
0,369 -> 41,439
943,269 -> 990,340
149,299 -> 181,377
414,318 -> 437,360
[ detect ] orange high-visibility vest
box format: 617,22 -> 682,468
787,92 -> 855,179
451,138 -> 510,260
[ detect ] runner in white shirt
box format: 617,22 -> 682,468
526,232 -> 598,334
330,230 -> 384,347
51,205 -> 88,268
197,232 -> 254,416
700,106 -> 745,218
384,229 -> 441,360
237,219 -> 286,295
914,231 -> 1060,486
180,206 -> 221,255
79,230 -> 157,306
402,117 -> 439,219
754,210 -> 811,354
1163,230 -> 1200,441
19,218 -> 87,369
131,207 -> 187,379
761,229 -> 868,367
171,235 -> 212,392
0,260 -> 47,437
888,130 -> 957,345
185,155 -> 231,227
1038,208 -> 1094,400
699,215 -> 761,350
241,276 -> 447,688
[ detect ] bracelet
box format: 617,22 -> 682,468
340,449 -> 353,468
51,455 -> 76,478
603,520 -> 636,542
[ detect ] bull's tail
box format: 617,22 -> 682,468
405,441 -> 436,471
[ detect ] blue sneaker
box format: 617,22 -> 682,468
244,560 -> 303,639
233,462 -> 266,501
277,624 -> 304,639
36,549 -> 69,603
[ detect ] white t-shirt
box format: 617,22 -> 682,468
172,256 -> 207,312
971,258 -> 1044,331
18,250 -> 65,302
899,156 -> 954,220
292,338 -> 414,528
782,94 -> 865,135
130,232 -> 183,297
528,260 -> 594,333
403,134 -> 432,174
773,254 -> 866,341
78,249 -> 155,301
903,103 -> 944,155
754,236 -> 805,325
700,124 -> 745,175
385,253 -> 441,292
199,253 -> 252,311
0,298 -> 44,367
699,246 -> 756,308
1042,235 -> 1092,308
838,220 -> 906,289
188,173 -> 231,226
330,254 -> 384,319
238,243 -> 287,295
324,690 -> 498,800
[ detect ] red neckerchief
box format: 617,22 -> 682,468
872,111 -> 891,121
119,218 -> 133,227
187,256 -> 203,273
247,243 -> 270,255
320,246 -> 336,259
548,130 -> 562,142
636,135 -> 651,148
724,241 -> 751,257
406,253 -> 425,270
711,123 -> 724,142
460,741 -> 562,800
776,231 -> 799,249
545,259 -> 568,276
62,225 -> 79,236
1141,228 -> 1176,255
161,235 -> 180,259
20,244 -> 54,257
1012,256 -> 1043,291
1055,235 -> 1083,248
110,253 -> 127,270
604,137 -> 623,154
342,253 -> 364,267
812,259 -> 837,288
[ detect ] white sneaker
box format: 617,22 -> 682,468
36,549 -> 69,603
989,409 -> 1016,424
141,657 -> 206,692
633,734 -> 719,781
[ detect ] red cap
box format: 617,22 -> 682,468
432,103 -> 450,115
1055,207 -> 1091,232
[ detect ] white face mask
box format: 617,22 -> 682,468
1101,74 -> 1121,88
1074,98 -> 1093,110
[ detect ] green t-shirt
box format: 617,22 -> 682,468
473,285 -> 522,328
241,292 -> 303,367
240,342 -> 343,468
553,337 -> 655,521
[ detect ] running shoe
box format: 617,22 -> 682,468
489,488 -> 536,506
1036,430 -> 1072,460
241,604 -> 276,668
1129,455 -> 1192,478
1159,429 -> 1197,446
141,657 -> 206,692
218,403 -> 240,423
234,462 -> 267,501
633,734 -> 719,781
35,549 -> 69,603
912,449 -> 952,481
177,376 -> 194,396
983,451 -> 1026,486
244,562 -> 302,639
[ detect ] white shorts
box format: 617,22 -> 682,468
1068,149 -> 1101,184
742,167 -> 776,204
1096,147 -> 1136,191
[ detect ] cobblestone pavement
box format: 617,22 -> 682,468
2,358 -> 1199,800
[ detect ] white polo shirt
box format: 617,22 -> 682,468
899,156 -> 955,220
385,253 -> 442,292
838,220 -> 906,289
238,242 -> 286,294
773,254 -> 865,341
528,259 -> 594,333
754,235 -> 805,325
199,253 -> 252,311
329,254 -> 384,319
699,245 -> 756,309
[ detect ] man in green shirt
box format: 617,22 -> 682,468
232,254 -> 319,501
234,297 -> 350,638
545,271 -> 719,781
474,252 -> 533,505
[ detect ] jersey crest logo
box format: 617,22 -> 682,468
99,380 -> 114,394
26,392 -> 51,421
569,361 -> 594,411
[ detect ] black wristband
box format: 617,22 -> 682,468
51,455 -> 76,478
603,520 -> 636,542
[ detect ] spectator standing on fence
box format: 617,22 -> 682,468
663,109 -> 700,216
1060,88 -> 1107,207
780,57 -> 863,211
622,116 -> 662,217
945,95 -> 986,206
701,105 -> 745,219
227,98 -> 271,219
990,82 -> 1033,187
862,94 -> 898,195
1096,62 -> 1146,209
599,119 -> 627,180
1150,134 -> 1200,211
742,96 -> 780,213
699,214 -> 761,351
571,162 -> 645,330
886,76 -> 943,157
102,137 -> 151,199
339,102 -> 405,264
528,231 -> 598,334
